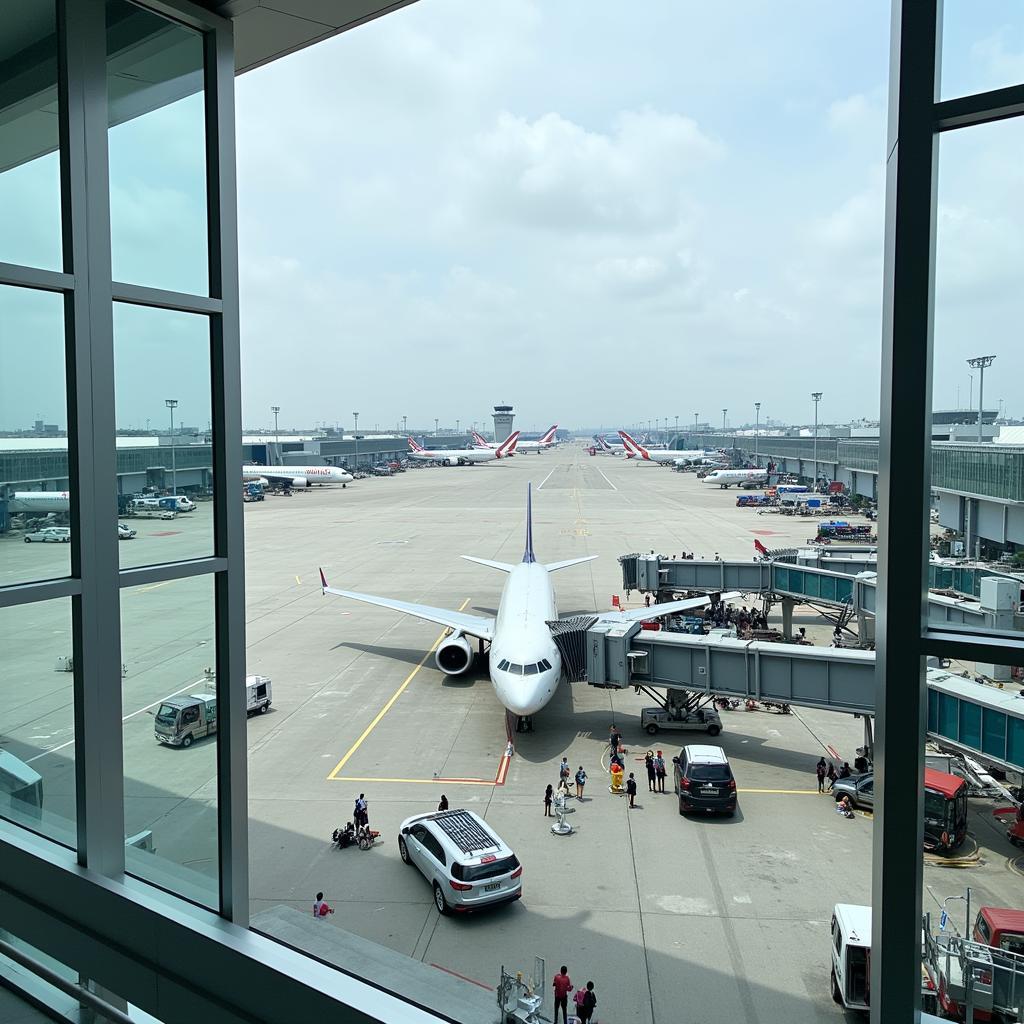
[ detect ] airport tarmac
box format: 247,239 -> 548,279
3,444 -> 1022,1023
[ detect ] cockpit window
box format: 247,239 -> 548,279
523,663 -> 539,675
510,663 -> 524,675
497,659 -> 510,671
539,659 -> 552,670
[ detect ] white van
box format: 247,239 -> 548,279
127,498 -> 175,520
154,675 -> 272,747
158,495 -> 196,512
831,904 -> 871,1010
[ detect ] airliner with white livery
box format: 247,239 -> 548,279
472,425 -> 557,454
702,467 -> 771,488
320,485 -> 734,726
407,432 -> 519,465
617,430 -> 712,466
242,464 -> 353,487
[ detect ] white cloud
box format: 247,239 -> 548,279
458,109 -> 721,234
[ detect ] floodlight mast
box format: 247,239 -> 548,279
966,356 -> 995,443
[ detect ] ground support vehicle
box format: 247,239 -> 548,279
117,523 -> 136,540
636,686 -> 722,736
243,482 -> 264,502
154,675 -> 271,747
832,768 -> 968,852
830,904 -> 871,1011
922,908 -> 1024,1021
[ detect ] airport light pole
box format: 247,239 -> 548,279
435,417 -> 439,437
402,415 -> 407,435
967,355 -> 995,442
722,408 -> 727,432
694,412 -> 698,438
812,392 -> 822,490
674,414 -> 679,438
165,399 -> 178,495
352,412 -> 359,471
754,402 -> 761,466
271,405 -> 280,463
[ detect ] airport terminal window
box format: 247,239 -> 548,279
0,599 -> 76,848
0,285 -> 70,586
106,0 -> 209,296
0,5 -> 63,271
113,302 -> 214,567
120,574 -> 218,909
940,3 -> 1024,100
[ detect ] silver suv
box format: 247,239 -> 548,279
398,809 -> 522,915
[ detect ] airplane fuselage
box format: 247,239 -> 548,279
702,469 -> 769,488
487,562 -> 561,717
243,465 -> 353,485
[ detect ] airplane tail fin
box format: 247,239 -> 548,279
523,483 -> 536,563
407,436 -> 424,452
618,430 -> 648,459
319,567 -> 328,591
597,436 -> 611,451
541,424 -> 558,444
497,430 -> 520,458
471,430 -> 489,447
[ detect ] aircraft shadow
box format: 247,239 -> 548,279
333,641 -> 428,666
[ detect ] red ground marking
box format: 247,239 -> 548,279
149,531 -> 182,537
749,529 -> 781,536
429,964 -> 494,991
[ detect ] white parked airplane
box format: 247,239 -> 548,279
9,491 -> 70,513
594,435 -> 629,455
617,431 -> 710,466
472,425 -> 557,454
242,465 -> 353,487
408,432 -> 519,465
702,468 -> 770,488
319,486 -> 736,723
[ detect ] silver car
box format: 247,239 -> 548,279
24,527 -> 70,543
398,808 -> 522,915
832,772 -> 873,809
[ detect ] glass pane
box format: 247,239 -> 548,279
106,1 -> 208,295
122,574 -> 217,908
0,3 -> 62,271
113,302 -> 214,567
940,3 -> 1024,100
931,118 -> 1024,643
0,285 -> 70,586
0,599 -> 76,847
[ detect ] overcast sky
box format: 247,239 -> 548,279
1,3 -> 1020,435
231,1 -> 1023,434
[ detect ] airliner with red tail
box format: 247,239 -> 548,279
472,424 -> 558,454
407,431 -> 519,465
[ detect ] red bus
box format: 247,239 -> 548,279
923,768 -> 968,852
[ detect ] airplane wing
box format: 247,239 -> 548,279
545,555 -> 599,572
461,555 -> 515,572
319,569 -> 495,641
610,591 -> 743,623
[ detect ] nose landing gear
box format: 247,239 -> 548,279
516,715 -> 534,733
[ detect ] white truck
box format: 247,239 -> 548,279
154,675 -> 272,747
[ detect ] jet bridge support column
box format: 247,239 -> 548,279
781,597 -> 796,640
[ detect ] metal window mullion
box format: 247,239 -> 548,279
0,262 -> 74,292
0,578 -> 82,610
118,557 -> 228,589
60,0 -> 126,877
111,281 -> 222,314
872,2 -> 939,1020
205,20 -> 248,925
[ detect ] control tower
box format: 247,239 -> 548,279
492,404 -> 515,443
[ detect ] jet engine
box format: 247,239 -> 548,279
291,476 -> 309,487
435,634 -> 473,675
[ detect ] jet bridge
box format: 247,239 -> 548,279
619,554 -> 1020,633
582,619 -> 1024,772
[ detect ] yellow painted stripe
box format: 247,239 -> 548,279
326,598 -> 471,780
737,788 -> 821,795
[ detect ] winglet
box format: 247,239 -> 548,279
523,483 -> 536,563
618,430 -> 648,460
319,567 -> 328,591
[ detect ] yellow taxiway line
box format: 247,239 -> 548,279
327,598 -> 470,781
